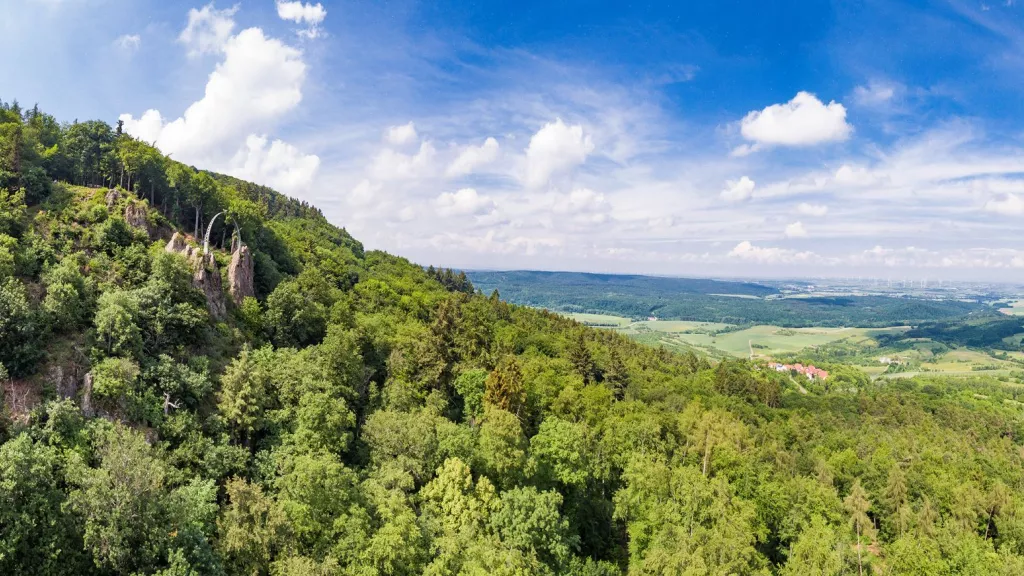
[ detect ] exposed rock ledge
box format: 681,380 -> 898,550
165,232 -> 227,319
228,244 -> 255,305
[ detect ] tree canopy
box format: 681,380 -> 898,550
1,100 -> 1024,575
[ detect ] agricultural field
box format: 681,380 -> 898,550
625,320 -> 733,333
563,311 -> 1024,380
667,325 -> 896,357
1000,299 -> 1024,316
565,313 -> 633,327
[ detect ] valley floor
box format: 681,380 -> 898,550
566,312 -> 1024,381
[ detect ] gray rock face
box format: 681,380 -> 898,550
105,188 -> 121,207
164,233 -> 227,319
194,252 -> 227,319
124,202 -> 151,238
228,244 -> 255,305
81,372 -> 94,418
165,232 -> 189,255
48,365 -> 77,400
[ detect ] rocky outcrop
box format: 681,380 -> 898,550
194,252 -> 227,319
124,202 -> 151,238
81,372 -> 94,418
165,232 -> 189,255
105,188 -> 121,207
228,244 -> 255,305
48,365 -> 77,400
165,232 -> 227,319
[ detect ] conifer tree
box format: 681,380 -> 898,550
844,478 -> 876,576
484,356 -> 525,417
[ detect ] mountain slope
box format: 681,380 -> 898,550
2,102 -> 1024,575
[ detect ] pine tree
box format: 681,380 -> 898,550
917,495 -> 938,538
567,332 -> 595,384
484,356 -> 526,417
843,478 -> 876,576
885,465 -> 908,536
604,348 -> 629,400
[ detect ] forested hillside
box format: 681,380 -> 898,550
468,270 -> 986,327
5,100 -> 1024,575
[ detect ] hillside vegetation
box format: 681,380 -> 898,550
4,101 -> 1024,575
469,270 -> 987,327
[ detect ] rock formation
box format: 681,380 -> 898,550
193,253 -> 227,319
104,188 -> 121,207
124,202 -> 151,238
165,232 -> 189,255
165,232 -> 227,319
228,244 -> 255,305
81,371 -> 94,417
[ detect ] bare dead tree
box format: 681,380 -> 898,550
163,392 -> 181,416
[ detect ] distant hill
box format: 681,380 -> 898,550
469,270 -> 778,298
468,269 -> 987,327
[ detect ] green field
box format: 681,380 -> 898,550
665,325 -> 904,357
564,311 -> 1024,378
625,320 -> 733,333
565,312 -> 904,357
1000,299 -> 1024,316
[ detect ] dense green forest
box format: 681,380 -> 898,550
890,316 -> 1024,351
4,100 -> 1024,575
468,270 -> 988,327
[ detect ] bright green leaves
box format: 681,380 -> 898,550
93,290 -> 143,359
0,434 -> 89,575
68,425 -> 219,575
614,459 -> 768,575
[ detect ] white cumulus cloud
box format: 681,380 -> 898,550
985,193 -> 1024,215
553,188 -> 608,213
276,1 -> 327,38
231,135 -> 320,193
276,0 -> 326,24
435,188 -> 496,217
736,91 -> 852,153
121,7 -> 318,194
349,179 -> 381,207
833,164 -> 878,187
385,122 -> 418,146
784,221 -> 808,238
447,137 -> 499,177
524,118 -> 594,188
179,3 -> 237,57
797,202 -> 829,217
371,141 -> 437,180
552,188 -> 611,224
720,176 -> 755,202
729,241 -> 817,264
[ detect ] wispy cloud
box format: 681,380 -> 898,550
114,33 -> 141,52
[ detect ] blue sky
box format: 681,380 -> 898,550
4,0 -> 1024,280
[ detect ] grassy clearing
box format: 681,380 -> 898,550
565,313 -> 633,327
627,320 -> 733,333
1000,300 -> 1024,316
667,326 -> 878,357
